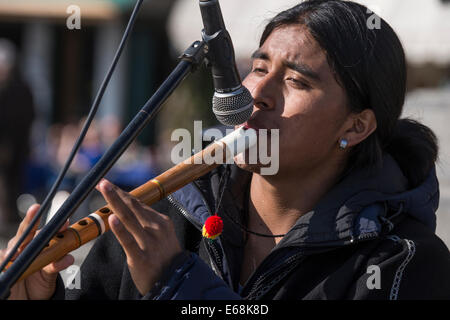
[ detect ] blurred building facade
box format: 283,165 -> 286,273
0,0 -> 183,227
169,0 -> 450,90
0,0 -> 179,146
0,1 -> 448,170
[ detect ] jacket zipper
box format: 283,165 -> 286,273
166,194 -> 203,231
166,193 -> 227,280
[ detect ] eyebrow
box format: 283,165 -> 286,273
251,49 -> 321,82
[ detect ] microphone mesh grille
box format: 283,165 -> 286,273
212,87 -> 253,126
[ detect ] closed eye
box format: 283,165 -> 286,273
287,77 -> 311,90
252,67 -> 267,75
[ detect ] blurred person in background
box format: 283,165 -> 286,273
99,115 -> 159,192
0,39 -> 34,237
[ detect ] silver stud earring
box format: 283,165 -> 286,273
339,138 -> 348,149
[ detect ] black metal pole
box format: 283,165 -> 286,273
0,40 -> 206,299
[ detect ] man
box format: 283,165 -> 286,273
2,0 -> 450,299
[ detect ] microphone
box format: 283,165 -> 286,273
199,0 -> 253,126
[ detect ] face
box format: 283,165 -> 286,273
236,24 -> 351,177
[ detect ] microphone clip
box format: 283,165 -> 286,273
178,40 -> 207,72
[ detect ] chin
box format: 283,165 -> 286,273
233,151 -> 259,172
233,152 -> 279,176
235,161 -> 262,173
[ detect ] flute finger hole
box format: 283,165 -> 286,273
99,207 -> 110,214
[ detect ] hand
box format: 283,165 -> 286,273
96,179 -> 182,296
0,204 -> 75,300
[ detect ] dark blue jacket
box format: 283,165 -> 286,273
62,154 -> 450,300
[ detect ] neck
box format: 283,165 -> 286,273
248,163 -> 344,241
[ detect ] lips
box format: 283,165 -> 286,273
243,118 -> 265,131
242,122 -> 255,130
241,121 -> 275,140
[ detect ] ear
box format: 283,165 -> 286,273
340,109 -> 377,148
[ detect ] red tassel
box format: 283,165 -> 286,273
202,215 -> 223,240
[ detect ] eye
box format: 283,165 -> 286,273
287,77 -> 311,90
251,60 -> 268,76
252,67 -> 267,75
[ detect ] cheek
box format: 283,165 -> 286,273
279,94 -> 346,156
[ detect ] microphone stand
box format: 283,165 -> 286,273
0,40 -> 207,299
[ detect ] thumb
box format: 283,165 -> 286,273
40,254 -> 75,284
42,254 -> 75,276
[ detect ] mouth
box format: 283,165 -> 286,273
242,119 -> 266,131
240,122 -> 275,140
242,122 -> 254,130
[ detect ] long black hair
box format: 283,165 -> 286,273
261,0 -> 438,187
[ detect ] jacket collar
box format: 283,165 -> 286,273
171,153 -> 439,249
278,154 -> 439,248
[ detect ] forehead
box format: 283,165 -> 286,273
258,24 -> 329,74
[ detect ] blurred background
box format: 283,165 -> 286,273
0,0 -> 448,253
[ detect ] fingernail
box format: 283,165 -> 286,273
110,214 -> 120,226
66,254 -> 75,265
100,179 -> 112,192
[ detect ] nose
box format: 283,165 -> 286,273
246,73 -> 278,112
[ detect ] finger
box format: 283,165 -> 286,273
100,181 -> 175,244
96,180 -> 145,244
100,180 -> 168,231
6,204 -> 41,258
98,179 -> 150,226
0,249 -> 7,262
125,195 -> 166,229
58,219 -> 70,232
31,219 -> 69,242
108,214 -> 142,257
42,254 -> 75,275
17,203 -> 41,239
107,185 -> 170,243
